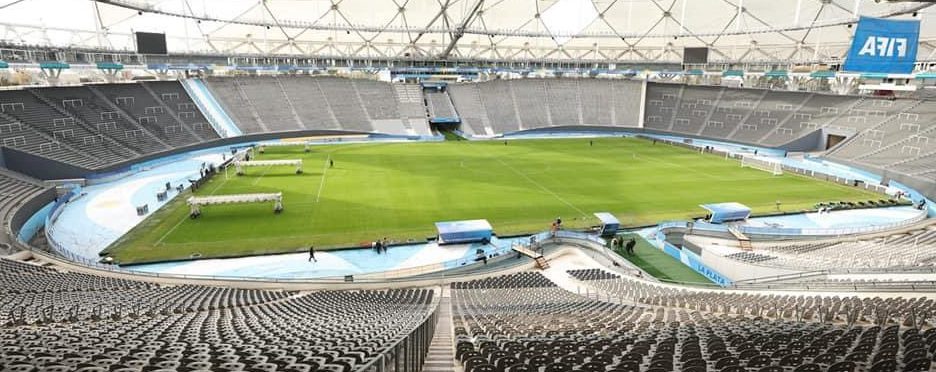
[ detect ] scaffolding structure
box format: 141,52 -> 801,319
187,193 -> 283,218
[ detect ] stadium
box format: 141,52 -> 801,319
2,0 -> 936,371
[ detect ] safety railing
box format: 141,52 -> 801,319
738,209 -> 927,237
40,222 -> 613,285
732,278 -> 936,292
657,220 -> 690,230
356,301 -> 438,372
40,218 -> 936,293
716,243 -> 936,277
681,207 -> 927,238
755,230 -> 936,254
732,270 -> 831,285
42,219 -> 573,283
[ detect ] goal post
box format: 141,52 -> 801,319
740,156 -> 783,176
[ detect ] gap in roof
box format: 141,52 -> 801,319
540,0 -> 600,45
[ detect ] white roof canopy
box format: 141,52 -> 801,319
1,0 -> 934,63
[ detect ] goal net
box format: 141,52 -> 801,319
740,156 -> 783,176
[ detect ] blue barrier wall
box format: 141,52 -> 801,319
640,234 -> 723,286
659,240 -> 731,287
681,249 -> 732,286
17,202 -> 53,243
889,180 -> 936,218
662,242 -> 681,260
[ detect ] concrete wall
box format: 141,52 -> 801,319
639,128 -> 787,149
1,147 -> 91,180
778,129 -> 824,152
512,126 -> 637,135
682,238 -> 805,282
92,129 -> 376,175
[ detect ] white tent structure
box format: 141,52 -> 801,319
1,0 -> 935,64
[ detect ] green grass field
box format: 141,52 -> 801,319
106,137 -> 881,264
614,233 -> 710,284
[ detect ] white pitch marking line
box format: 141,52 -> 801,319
494,157 -> 589,218
315,154 -> 331,203
251,166 -> 273,186
156,212 -> 189,246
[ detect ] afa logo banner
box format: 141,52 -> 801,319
844,16 -> 920,74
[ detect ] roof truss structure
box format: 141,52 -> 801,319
0,0 -> 933,65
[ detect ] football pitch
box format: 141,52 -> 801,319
107,137 -> 881,264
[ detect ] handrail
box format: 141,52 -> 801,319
353,298 -> 439,372
685,207 -> 927,237
739,209 -> 928,236
733,270 -> 830,285
717,245 -> 936,275
732,280 -> 936,292
751,218 -> 935,250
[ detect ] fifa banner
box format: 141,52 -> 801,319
844,16 -> 920,74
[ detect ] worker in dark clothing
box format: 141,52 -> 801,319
308,245 -> 317,262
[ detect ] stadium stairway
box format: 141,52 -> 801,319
180,78 -> 242,137
729,226 -> 753,251
423,297 -> 457,372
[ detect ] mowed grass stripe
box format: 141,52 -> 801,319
105,137 -> 882,264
